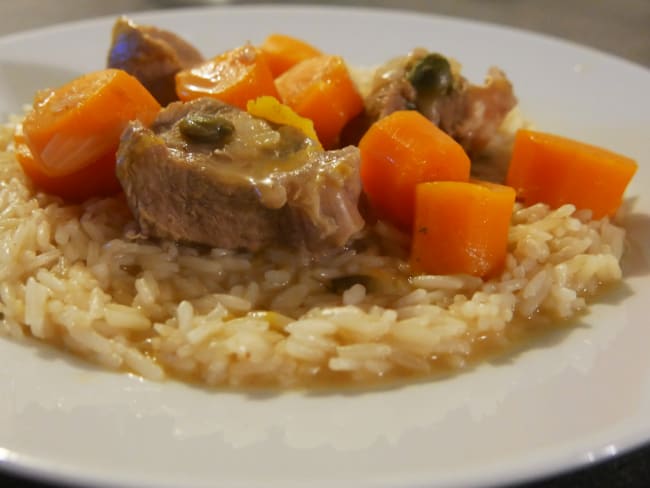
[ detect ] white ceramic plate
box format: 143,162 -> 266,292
1,5 -> 649,488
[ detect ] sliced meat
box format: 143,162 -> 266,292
364,55 -> 419,120
116,98 -> 364,253
107,16 -> 204,106
450,68 -> 517,153
360,49 -> 517,155
363,48 -> 425,121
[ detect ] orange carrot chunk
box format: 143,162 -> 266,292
359,110 -> 470,231
505,129 -> 638,219
14,124 -> 122,201
275,55 -> 363,149
21,68 -> 160,178
175,43 -> 279,109
411,180 -> 516,278
260,33 -> 322,77
17,68 -> 161,201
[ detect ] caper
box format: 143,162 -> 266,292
407,53 -> 453,97
179,113 -> 235,144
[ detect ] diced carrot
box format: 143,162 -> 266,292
175,43 -> 279,109
13,123 -> 122,201
275,55 -> 363,149
358,110 -> 470,231
246,96 -> 321,147
505,129 -> 638,219
260,33 -> 322,77
21,69 -> 161,179
411,180 -> 516,278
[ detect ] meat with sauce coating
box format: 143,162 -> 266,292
116,98 -> 365,253
107,16 -> 204,106
354,49 -> 517,155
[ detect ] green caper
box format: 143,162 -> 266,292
407,53 -> 453,97
179,113 -> 235,144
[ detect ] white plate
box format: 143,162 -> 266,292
1,5 -> 649,488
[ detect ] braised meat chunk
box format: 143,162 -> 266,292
116,98 -> 365,252
361,49 -> 517,155
107,16 -> 204,106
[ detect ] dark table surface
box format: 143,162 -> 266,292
1,1 -> 649,487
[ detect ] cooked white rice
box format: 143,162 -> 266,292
0,114 -> 626,388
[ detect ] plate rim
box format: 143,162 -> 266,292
0,3 -> 648,73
